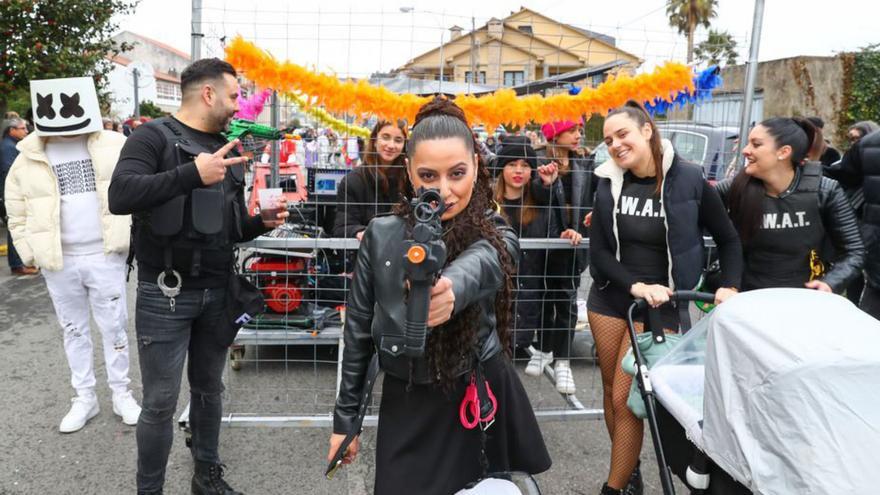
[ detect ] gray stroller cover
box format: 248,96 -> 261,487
651,288 -> 880,494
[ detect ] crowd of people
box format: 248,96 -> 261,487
1,55 -> 879,494
326,99 -> 877,494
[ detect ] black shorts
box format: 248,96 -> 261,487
587,283 -> 680,330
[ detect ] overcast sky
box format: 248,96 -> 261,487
117,0 -> 878,77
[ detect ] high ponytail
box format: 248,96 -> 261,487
761,117 -> 815,166
407,96 -> 475,160
394,96 -> 515,389
727,116 -> 817,245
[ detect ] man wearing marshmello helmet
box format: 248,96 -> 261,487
4,76 -> 141,432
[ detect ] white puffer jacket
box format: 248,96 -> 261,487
4,131 -> 131,271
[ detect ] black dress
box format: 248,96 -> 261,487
334,213 -> 551,495
375,353 -> 552,495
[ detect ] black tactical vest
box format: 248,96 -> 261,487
742,164 -> 825,291
135,117 -> 245,278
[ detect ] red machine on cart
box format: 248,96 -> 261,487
243,255 -> 309,314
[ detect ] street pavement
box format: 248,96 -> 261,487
0,225 -> 685,494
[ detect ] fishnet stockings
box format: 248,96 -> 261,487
589,310 -> 644,489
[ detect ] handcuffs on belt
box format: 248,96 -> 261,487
459,371 -> 498,431
157,269 -> 183,312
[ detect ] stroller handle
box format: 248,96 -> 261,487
631,290 -> 716,312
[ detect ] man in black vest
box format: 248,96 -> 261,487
830,128 -> 880,319
109,58 -> 288,495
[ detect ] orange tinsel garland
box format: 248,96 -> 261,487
225,36 -> 695,129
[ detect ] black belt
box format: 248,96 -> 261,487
325,353 -> 381,479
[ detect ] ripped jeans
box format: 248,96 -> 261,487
42,252 -> 131,397
135,281 -> 228,491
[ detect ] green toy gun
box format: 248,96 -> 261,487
226,119 -> 290,142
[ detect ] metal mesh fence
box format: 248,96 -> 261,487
176,2 -> 753,432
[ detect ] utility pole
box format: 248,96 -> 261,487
737,0 -> 765,170
191,0 -> 203,61
133,68 -> 140,119
469,16 -> 476,89
439,32 -> 444,93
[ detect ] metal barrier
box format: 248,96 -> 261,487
179,235 -> 604,433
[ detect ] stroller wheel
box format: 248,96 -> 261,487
686,466 -> 710,490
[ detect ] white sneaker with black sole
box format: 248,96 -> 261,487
59,395 -> 99,433
525,348 -> 553,377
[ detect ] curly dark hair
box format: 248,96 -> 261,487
394,96 -> 515,389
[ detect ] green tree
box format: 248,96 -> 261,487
0,0 -> 139,115
694,29 -> 739,67
845,43 -> 880,132
667,0 -> 718,63
138,100 -> 165,118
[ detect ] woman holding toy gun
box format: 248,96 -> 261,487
327,97 -> 551,494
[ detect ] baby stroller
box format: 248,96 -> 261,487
627,289 -> 880,494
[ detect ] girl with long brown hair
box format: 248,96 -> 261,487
332,119 -> 407,240
328,98 -> 551,494
526,120 -> 591,395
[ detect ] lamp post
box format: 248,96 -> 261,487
736,0 -> 765,170
401,7 -> 447,93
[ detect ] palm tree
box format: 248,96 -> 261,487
667,0 -> 719,63
694,30 -> 739,66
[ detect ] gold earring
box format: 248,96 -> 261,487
777,156 -> 783,161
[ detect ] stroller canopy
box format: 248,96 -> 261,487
699,289 -> 880,493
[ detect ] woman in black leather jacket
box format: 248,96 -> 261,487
328,98 -> 551,495
717,117 -> 864,293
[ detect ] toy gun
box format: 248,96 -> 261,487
226,119 -> 291,142
402,188 -> 447,358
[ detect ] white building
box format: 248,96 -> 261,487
106,31 -> 191,119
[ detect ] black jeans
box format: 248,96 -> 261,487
135,281 -> 228,491
538,275 -> 579,358
860,282 -> 880,321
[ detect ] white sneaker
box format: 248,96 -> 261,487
577,299 -> 588,323
525,349 -> 553,377
59,395 -> 99,433
112,391 -> 141,426
555,360 -> 576,395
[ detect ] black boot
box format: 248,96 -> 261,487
137,491 -> 163,495
191,462 -> 243,495
625,461 -> 643,495
600,483 -> 625,495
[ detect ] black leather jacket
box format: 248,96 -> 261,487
716,165 -> 864,293
333,211 -> 519,434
